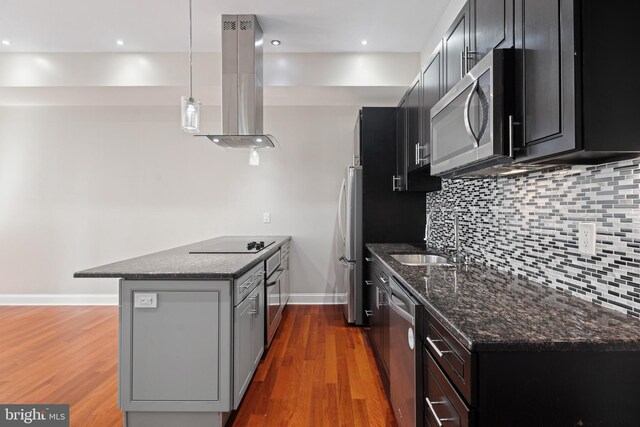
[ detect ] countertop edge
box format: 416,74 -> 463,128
74,236 -> 291,280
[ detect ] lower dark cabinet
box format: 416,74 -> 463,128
424,349 -> 470,427
365,255 -> 390,386
422,308 -> 640,426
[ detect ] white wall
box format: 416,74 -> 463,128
0,104 -> 355,301
0,51 -> 420,303
420,0 -> 467,67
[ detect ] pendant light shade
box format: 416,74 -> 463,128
181,96 -> 200,133
181,0 -> 200,133
248,147 -> 260,166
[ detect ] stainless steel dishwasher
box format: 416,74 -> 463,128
389,276 -> 418,427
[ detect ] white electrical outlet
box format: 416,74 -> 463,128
263,212 -> 271,223
578,223 -> 596,255
134,293 -> 157,308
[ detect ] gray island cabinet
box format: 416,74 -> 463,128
75,236 -> 291,427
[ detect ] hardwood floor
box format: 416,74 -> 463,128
232,305 -> 396,426
0,305 -> 395,427
0,306 -> 121,426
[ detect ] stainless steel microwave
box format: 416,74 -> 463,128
430,49 -> 515,177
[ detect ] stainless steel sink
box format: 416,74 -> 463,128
390,253 -> 452,266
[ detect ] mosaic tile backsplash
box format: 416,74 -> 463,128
425,158 -> 640,318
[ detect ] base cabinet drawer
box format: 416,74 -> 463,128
424,310 -> 474,403
424,348 -> 471,427
235,263 -> 264,306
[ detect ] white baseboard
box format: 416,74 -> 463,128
0,294 -> 119,306
0,292 -> 346,306
287,292 -> 347,305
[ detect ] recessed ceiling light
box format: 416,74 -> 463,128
116,40 -> 125,46
361,40 -> 368,46
213,138 -> 220,143
1,40 -> 10,46
256,138 -> 263,143
271,40 -> 281,46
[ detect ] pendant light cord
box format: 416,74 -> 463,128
188,0 -> 193,99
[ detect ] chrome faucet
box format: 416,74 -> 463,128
445,209 -> 460,263
424,214 -> 432,251
425,206 -> 463,263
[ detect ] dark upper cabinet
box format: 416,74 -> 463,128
444,0 -> 513,83
394,98 -> 407,191
394,73 -> 442,193
420,44 -> 443,169
443,3 -> 471,93
512,0 -> 575,161
435,0 -> 639,167
406,77 -> 422,173
470,0 -> 514,66
512,0 -> 639,164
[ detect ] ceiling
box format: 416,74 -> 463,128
1,0 -> 449,53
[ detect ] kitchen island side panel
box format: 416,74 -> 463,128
120,280 -> 232,413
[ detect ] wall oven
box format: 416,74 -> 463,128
430,49 -> 515,178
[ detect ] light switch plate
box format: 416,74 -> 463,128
134,293 -> 157,308
578,223 -> 596,255
263,212 -> 271,223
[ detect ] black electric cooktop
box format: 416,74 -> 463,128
189,238 -> 276,254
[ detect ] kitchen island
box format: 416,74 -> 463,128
365,243 -> 640,427
75,235 -> 291,427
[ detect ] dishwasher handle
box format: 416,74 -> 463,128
389,295 -> 414,325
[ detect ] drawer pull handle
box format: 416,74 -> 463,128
427,336 -> 452,358
426,398 -> 455,426
364,280 -> 374,286
240,279 -> 253,290
364,310 -> 373,317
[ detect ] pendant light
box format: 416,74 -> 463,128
248,147 -> 260,166
181,0 -> 200,133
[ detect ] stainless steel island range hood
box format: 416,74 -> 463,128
199,14 -> 277,149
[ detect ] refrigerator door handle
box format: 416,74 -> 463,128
345,167 -> 355,260
337,178 -> 346,244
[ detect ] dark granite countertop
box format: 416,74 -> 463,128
366,243 -> 640,352
75,236 -> 291,280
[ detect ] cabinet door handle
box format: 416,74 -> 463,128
508,115 -> 521,158
392,176 -> 402,191
464,46 -> 476,74
415,143 -> 419,165
364,280 -> 374,286
426,336 -> 452,358
365,257 -> 372,262
379,276 -> 387,284
460,50 -> 465,79
248,295 -> 259,315
364,310 -> 373,317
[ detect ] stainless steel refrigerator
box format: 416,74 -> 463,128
338,165 -> 363,324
